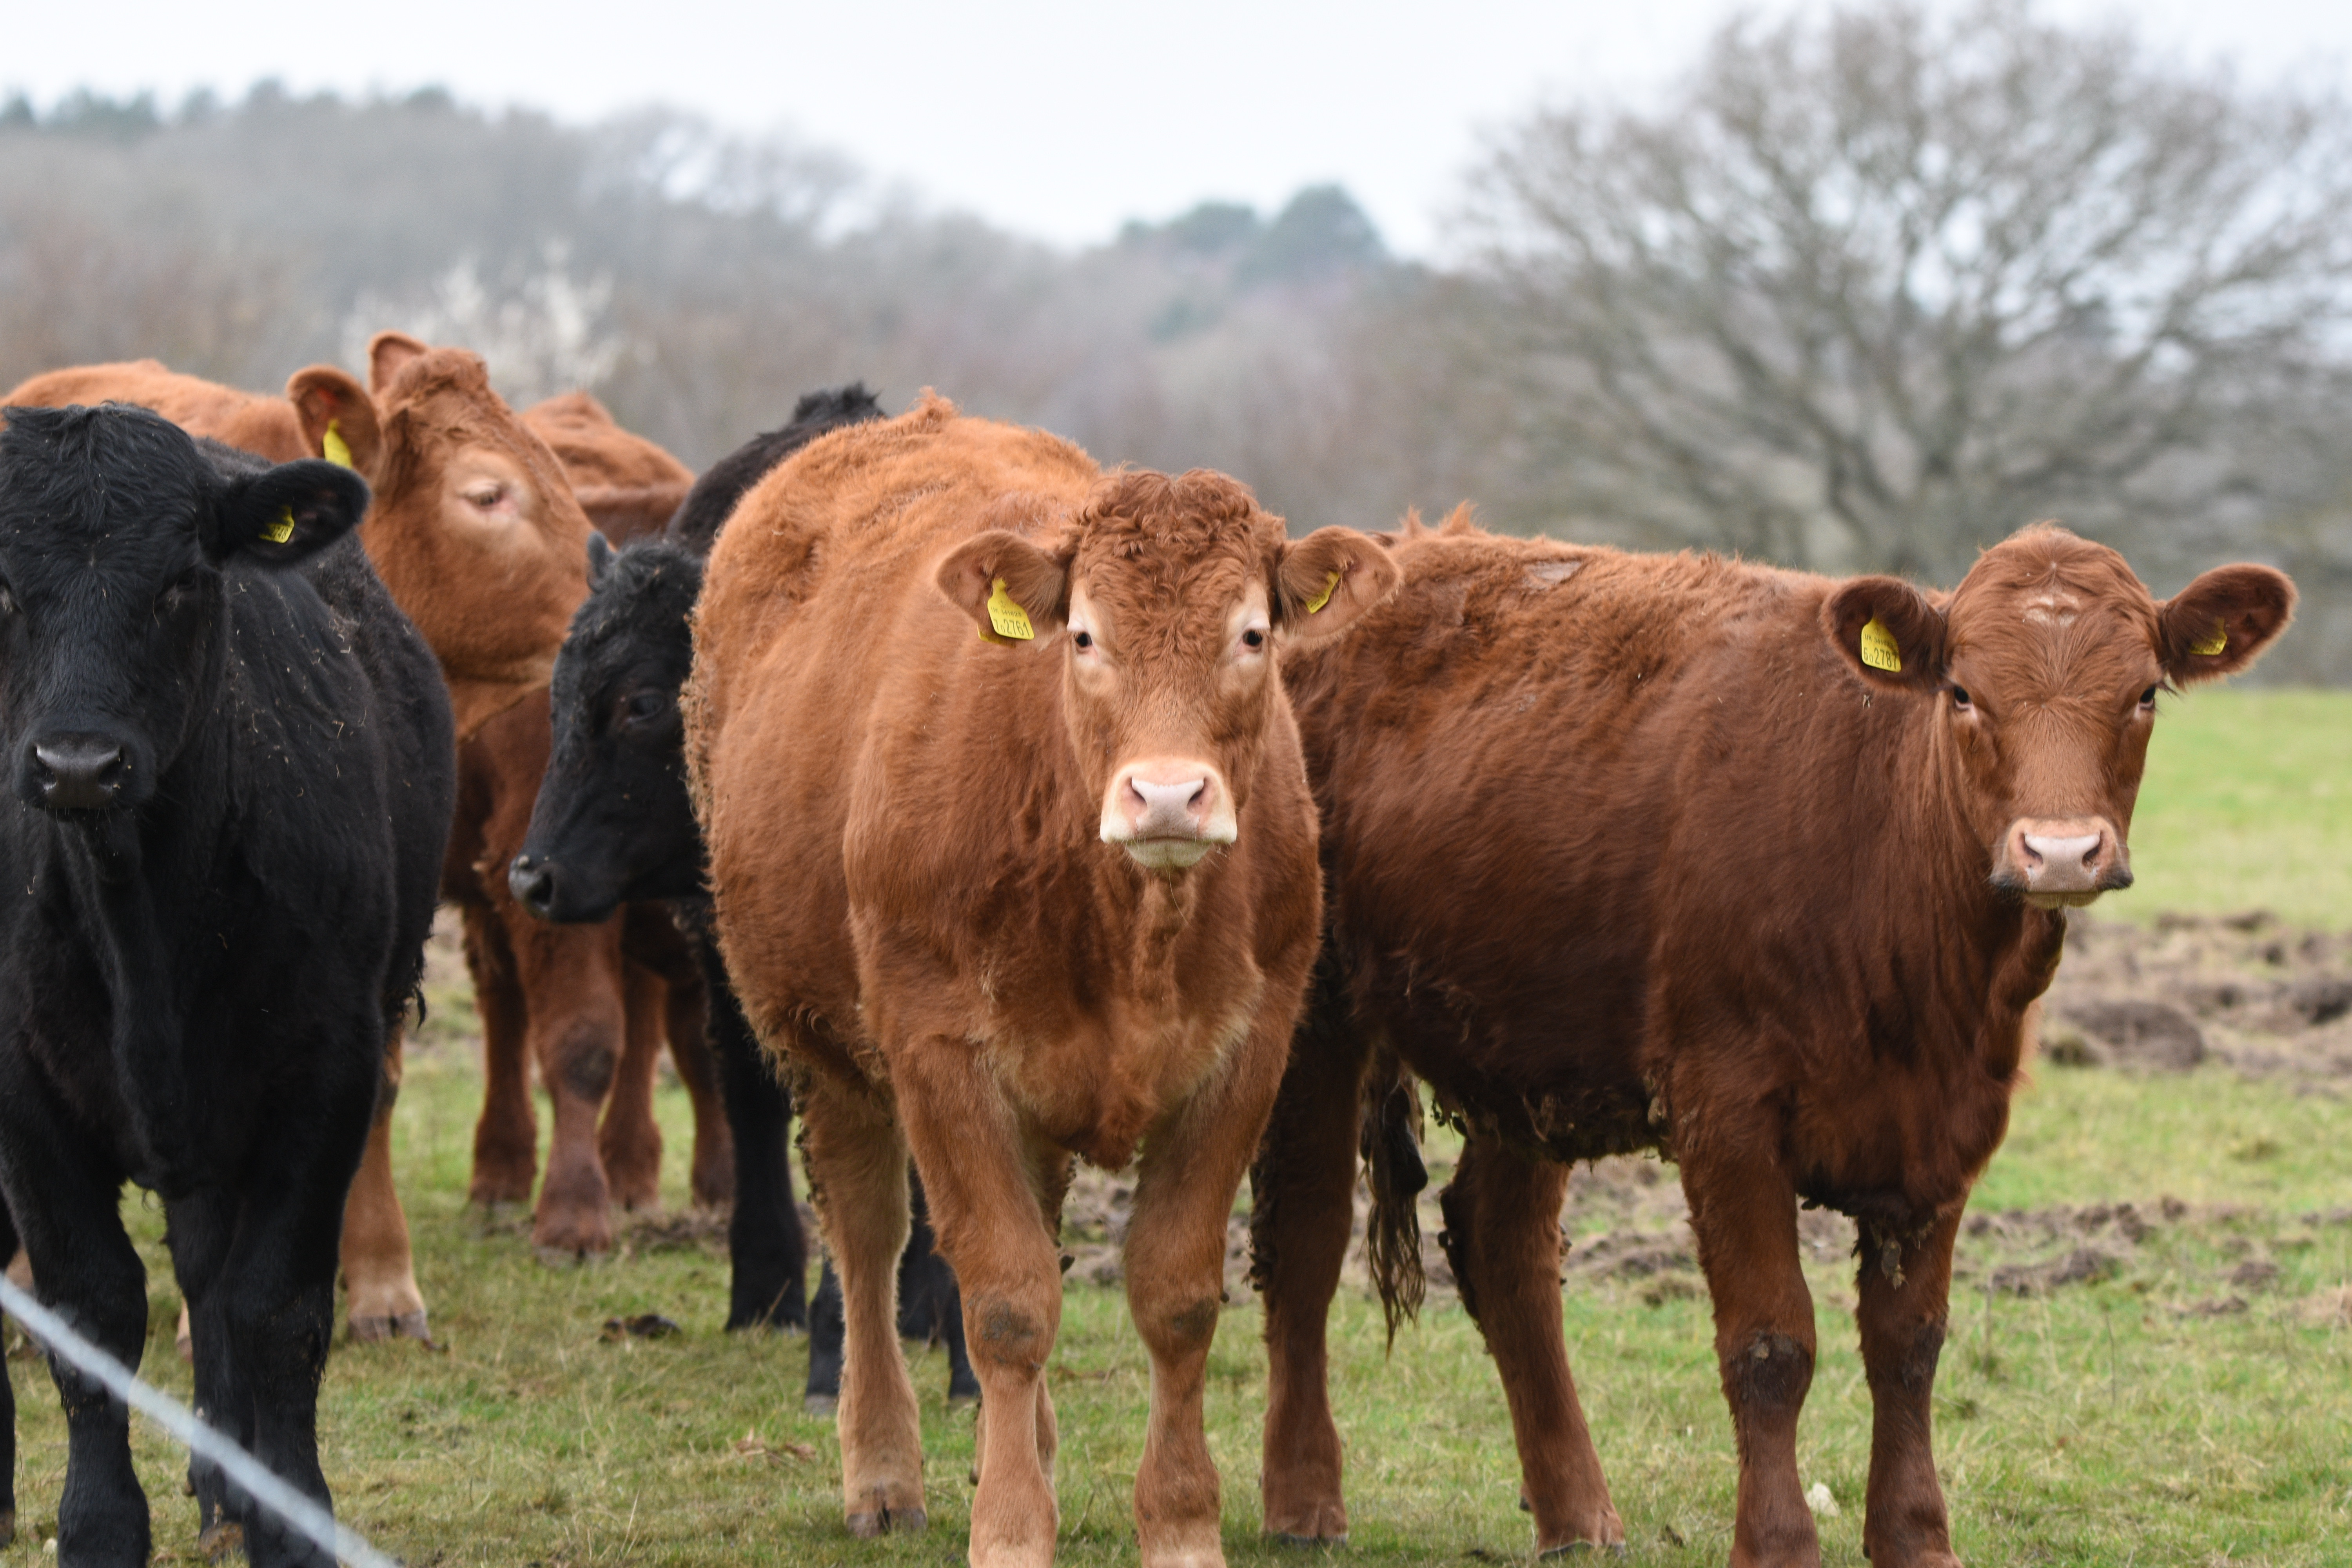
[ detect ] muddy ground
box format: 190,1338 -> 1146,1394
1049,913 -> 2352,1330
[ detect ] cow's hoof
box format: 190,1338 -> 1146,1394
0,1508 -> 14,1549
947,1391 -> 980,1410
350,1309 -> 432,1344
804,1393 -> 839,1416
534,1243 -> 605,1268
1272,1530 -> 1348,1548
1537,1545 -> 1628,1560
847,1506 -> 927,1538
198,1520 -> 245,1561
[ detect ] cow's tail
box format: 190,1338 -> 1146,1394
1362,1066 -> 1428,1347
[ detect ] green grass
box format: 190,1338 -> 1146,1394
2127,687 -> 2352,926
1,685 -> 2345,1565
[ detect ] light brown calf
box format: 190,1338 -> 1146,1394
688,394 -> 1394,1566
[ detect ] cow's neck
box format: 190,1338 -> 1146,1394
1905,697 -> 2069,1068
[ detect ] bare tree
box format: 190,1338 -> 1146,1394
1462,0 -> 2352,579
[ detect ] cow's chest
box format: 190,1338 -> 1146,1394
995,994 -> 1257,1171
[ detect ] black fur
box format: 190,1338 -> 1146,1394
0,406 -> 453,1567
662,384 -> 882,555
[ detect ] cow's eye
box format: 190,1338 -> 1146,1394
2139,685 -> 2159,708
160,568 -> 203,608
1950,685 -> 1972,710
1072,630 -> 1093,651
465,484 -> 505,510
623,689 -> 668,722
1241,628 -> 1267,652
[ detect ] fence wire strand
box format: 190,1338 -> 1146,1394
0,1274 -> 397,1568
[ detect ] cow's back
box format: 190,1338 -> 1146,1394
1285,523 -> 1939,1161
690,395 -> 1098,1065
3,361 -> 305,461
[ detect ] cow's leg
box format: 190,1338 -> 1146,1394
1685,1156 -> 1818,1568
1120,1013 -> 1293,1568
0,1083 -> 152,1566
597,958 -> 666,1212
220,1067 -> 376,1568
896,1047 -> 1060,1568
901,1173 -> 979,1403
514,913 -> 628,1258
799,1071 -> 926,1537
463,902 -> 538,1206
343,1034 -> 429,1342
167,1187 -> 252,1552
1437,1134 -> 1623,1552
1856,1207 -> 1964,1568
661,959 -> 736,1210
805,1254 -> 846,1410
700,937 -> 806,1330
1249,988 -> 1369,1544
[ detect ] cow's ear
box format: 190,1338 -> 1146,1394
367,330 -> 430,396
209,460 -> 371,566
285,365 -> 385,484
1272,527 -> 1399,645
935,530 -> 1070,646
1824,575 -> 1947,691
2158,564 -> 2295,683
586,531 -> 615,586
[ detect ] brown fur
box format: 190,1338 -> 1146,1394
445,688 -> 732,1252
688,394 -> 1394,1566
451,398 -> 729,1254
1252,516 -> 2293,1563
523,392 -> 693,539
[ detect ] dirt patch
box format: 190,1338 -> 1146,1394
2044,913 -> 2352,1082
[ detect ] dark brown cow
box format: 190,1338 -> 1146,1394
688,394 -> 1394,1564
1250,514 -> 2293,1564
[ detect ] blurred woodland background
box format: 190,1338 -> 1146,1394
4,0 -> 2347,680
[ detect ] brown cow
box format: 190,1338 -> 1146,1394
525,390 -> 695,541
688,394 -> 1395,1564
452,392 -> 729,1254
1250,514 -> 2293,1564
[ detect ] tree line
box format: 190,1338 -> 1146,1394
4,0 -> 2345,680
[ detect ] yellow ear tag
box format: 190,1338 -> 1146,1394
262,506 -> 298,546
1858,615 -> 1902,673
984,577 -> 1034,642
2190,618 -> 2227,657
321,420 -> 354,469
1303,568 -> 1339,615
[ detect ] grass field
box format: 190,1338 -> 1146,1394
2,686 -> 2347,1565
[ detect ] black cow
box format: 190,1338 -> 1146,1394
509,387 -> 976,1406
0,406 -> 453,1567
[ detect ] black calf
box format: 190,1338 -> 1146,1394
0,407 -> 453,1568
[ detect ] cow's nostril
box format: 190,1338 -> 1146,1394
33,739 -> 131,809
508,855 -> 558,915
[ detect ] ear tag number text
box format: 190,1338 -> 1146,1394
1859,615 -> 1902,673
985,577 -> 1034,642
263,506 -> 298,545
1304,569 -> 1339,615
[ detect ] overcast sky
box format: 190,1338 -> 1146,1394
8,0 -> 2351,255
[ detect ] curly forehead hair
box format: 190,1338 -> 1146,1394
1071,469 -> 1285,568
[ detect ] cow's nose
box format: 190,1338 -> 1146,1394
1999,817 -> 2131,905
508,854 -> 559,918
1126,775 -> 1212,838
34,738 -> 129,811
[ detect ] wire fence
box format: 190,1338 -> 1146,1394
0,1273 -> 397,1568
